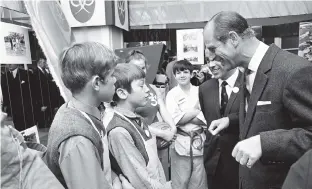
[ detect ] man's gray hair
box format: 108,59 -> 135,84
208,11 -> 255,43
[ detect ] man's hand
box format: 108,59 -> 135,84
41,106 -> 47,112
208,117 -> 229,135
120,174 -> 135,189
196,72 -> 205,83
232,135 -> 262,168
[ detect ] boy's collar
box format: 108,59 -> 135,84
69,98 -> 101,120
114,106 -> 139,119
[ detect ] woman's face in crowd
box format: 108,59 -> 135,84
129,59 -> 147,74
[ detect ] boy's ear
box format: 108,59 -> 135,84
91,76 -> 102,91
116,88 -> 128,100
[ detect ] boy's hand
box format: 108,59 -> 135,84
162,131 -> 175,142
150,84 -> 166,101
120,175 -> 135,189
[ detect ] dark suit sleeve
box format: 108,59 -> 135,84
1,73 -> 9,108
227,113 -> 239,127
198,86 -> 205,115
260,66 -> 312,163
282,149 -> 312,189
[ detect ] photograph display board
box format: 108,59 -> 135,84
0,22 -> 32,64
177,29 -> 204,65
298,22 -> 312,61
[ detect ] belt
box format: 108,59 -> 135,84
176,127 -> 204,178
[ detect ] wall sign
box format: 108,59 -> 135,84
114,0 -> 129,31
61,0 -> 106,27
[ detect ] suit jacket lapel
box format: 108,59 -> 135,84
225,71 -> 243,115
241,72 -> 268,138
239,84 -> 245,132
241,44 -> 280,138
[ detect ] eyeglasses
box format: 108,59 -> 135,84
205,55 -> 223,64
130,50 -> 144,56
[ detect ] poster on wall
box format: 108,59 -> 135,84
0,22 -> 32,64
176,29 -> 204,65
298,22 -> 312,61
61,0 -> 106,27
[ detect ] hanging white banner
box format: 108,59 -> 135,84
24,0 -> 74,101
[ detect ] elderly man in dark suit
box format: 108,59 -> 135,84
199,54 -> 242,189
204,11 -> 312,189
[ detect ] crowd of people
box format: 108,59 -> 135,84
1,11 -> 312,189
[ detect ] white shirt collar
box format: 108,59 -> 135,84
248,42 -> 269,73
38,66 -> 44,73
218,68 -> 239,88
11,68 -> 18,77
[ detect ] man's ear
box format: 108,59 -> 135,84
91,76 -> 101,91
228,31 -> 240,47
116,88 -> 128,100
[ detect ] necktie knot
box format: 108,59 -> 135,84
221,81 -> 228,87
220,81 -> 228,116
245,69 -> 252,76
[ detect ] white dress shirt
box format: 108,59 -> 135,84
245,42 -> 269,110
218,68 -> 239,107
11,68 -> 18,78
246,42 -> 269,93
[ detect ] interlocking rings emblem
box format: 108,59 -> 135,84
70,0 -> 94,15
69,0 -> 95,23
117,0 -> 126,25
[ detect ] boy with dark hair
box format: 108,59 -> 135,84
107,63 -> 172,189
166,60 -> 208,189
44,42 -> 130,189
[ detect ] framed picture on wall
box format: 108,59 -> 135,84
298,22 -> 312,61
0,22 -> 32,64
176,29 -> 204,65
